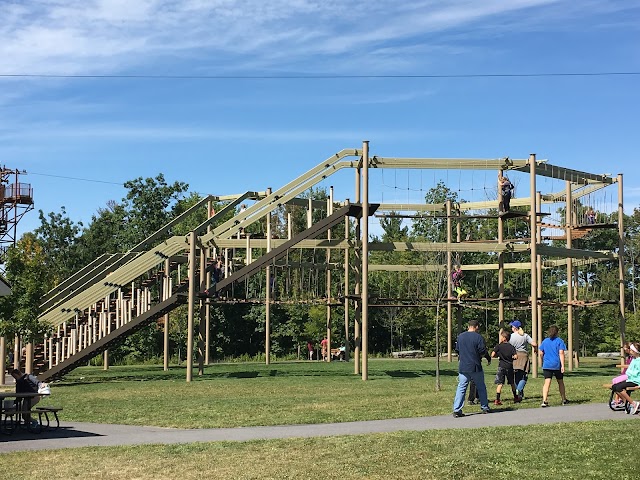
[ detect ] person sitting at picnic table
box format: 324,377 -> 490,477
611,342 -> 640,414
10,368 -> 42,424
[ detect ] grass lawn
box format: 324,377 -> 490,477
1,356 -> 623,428
1,421 -> 639,479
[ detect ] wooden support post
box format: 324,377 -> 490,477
13,334 -> 19,370
618,174 -> 626,351
266,188 -> 272,366
354,166 -> 361,375
344,207 -> 350,362
529,154 -> 539,378
498,172 -> 505,329
446,200 -> 453,362
326,188 -> 333,362
566,181 -> 574,371
164,258 -> 171,371
0,336 -> 4,385
198,247 -> 206,376
361,140 -> 370,381
205,200 -> 213,365
186,231 -> 196,382
25,343 -> 33,374
536,191 -> 544,365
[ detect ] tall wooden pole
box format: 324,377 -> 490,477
205,199 -> 213,365
198,247 -> 206,376
618,174 -> 626,349
266,188 -> 272,365
446,200 -> 452,361
163,258 -> 171,371
566,181 -> 574,371
326,188 -> 333,362
529,154 -> 539,378
361,140 -> 369,381
498,173 -> 505,327
0,336 -> 5,385
344,208 -> 350,362
536,190 -> 544,361
354,166 -> 361,375
186,231 -> 196,382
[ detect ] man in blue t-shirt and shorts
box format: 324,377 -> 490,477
539,325 -> 570,407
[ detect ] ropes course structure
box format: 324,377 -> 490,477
11,143 -> 625,384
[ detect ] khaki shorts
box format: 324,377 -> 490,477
513,352 -> 529,371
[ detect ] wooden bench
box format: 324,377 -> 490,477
34,407 -> 63,430
330,348 -> 345,361
2,408 -> 43,433
603,383 -> 640,413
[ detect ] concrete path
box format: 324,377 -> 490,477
1,402 -> 636,453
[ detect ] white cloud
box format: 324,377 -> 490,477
0,122 -> 439,144
3,0 -> 612,77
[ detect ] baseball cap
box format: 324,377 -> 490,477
509,320 -> 522,328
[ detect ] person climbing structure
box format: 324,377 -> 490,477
451,265 -> 468,302
498,171 -> 514,214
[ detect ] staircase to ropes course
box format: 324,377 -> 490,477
27,149 -> 368,381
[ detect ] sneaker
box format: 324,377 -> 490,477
562,399 -> 570,405
611,402 -> 626,411
541,401 -> 549,408
452,411 -> 465,418
494,399 -> 503,406
513,395 -> 522,403
482,408 -> 491,414
632,402 -> 640,415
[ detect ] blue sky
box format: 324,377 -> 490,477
1,0 -> 639,240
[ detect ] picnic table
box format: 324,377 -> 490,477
0,392 -> 51,434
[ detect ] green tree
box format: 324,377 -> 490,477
120,174 -> 188,248
0,234 -> 51,340
34,207 -> 84,283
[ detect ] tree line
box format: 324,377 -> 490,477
1,175 -> 639,364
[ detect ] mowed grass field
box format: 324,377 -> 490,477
4,421 -> 640,480
2,357 -> 638,479
7,357 -> 623,428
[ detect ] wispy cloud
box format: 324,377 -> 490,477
0,122 -> 442,144
4,0 -> 615,77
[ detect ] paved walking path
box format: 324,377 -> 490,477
0,402 -> 636,453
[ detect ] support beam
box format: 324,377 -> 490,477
361,141 -> 369,381
618,174 -> 626,349
446,200 -> 452,363
566,181 -> 574,371
529,154 -> 539,379
186,232 -> 196,382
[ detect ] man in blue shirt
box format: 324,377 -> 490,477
453,319 -> 492,417
538,325 -> 569,407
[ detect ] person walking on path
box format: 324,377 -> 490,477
491,330 -> 517,406
452,319 -> 492,417
508,320 -> 537,400
539,325 -> 569,407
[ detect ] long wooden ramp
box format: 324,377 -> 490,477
39,292 -> 188,382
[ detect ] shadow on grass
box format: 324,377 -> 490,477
225,371 -> 260,378
383,370 -> 422,378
